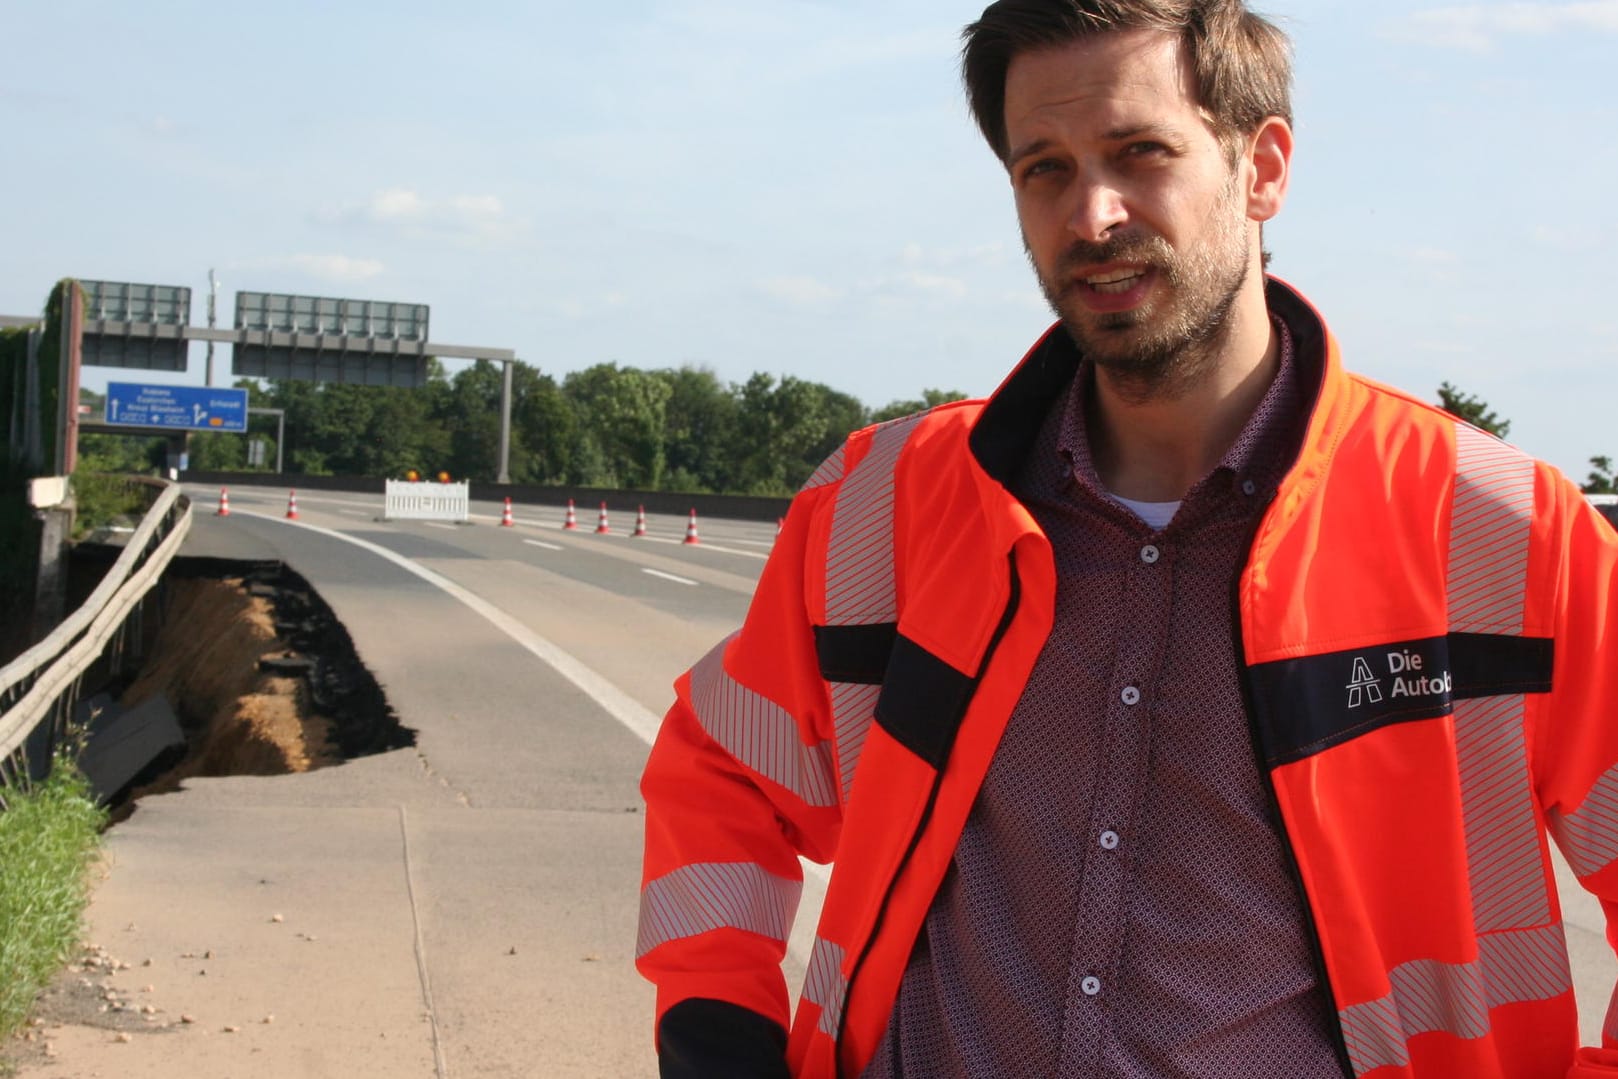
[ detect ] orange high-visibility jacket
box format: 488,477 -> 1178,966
637,280 -> 1618,1079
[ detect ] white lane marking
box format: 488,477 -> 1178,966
422,522 -> 458,531
339,509 -> 370,518
232,508 -> 830,952
235,510 -> 662,744
642,568 -> 698,587
523,539 -> 563,552
637,536 -> 767,559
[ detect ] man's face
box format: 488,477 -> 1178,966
1004,30 -> 1258,395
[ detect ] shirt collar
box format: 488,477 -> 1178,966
1053,313 -> 1301,502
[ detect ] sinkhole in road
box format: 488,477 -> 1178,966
105,557 -> 414,816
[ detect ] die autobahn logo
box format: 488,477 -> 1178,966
1346,647 -> 1453,708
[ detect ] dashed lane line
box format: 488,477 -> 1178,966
634,535 -> 767,559
523,539 -> 564,552
229,510 -> 832,925
642,568 -> 698,587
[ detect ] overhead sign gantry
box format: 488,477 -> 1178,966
64,277 -> 522,483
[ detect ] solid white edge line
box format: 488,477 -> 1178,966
642,568 -> 698,587
231,510 -> 833,911
234,510 -> 662,745
522,539 -> 564,551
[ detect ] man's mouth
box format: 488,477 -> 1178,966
1082,267 -> 1148,295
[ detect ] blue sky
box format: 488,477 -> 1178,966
4,1 -> 1615,482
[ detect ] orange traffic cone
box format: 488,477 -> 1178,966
500,497 -> 514,527
683,509 -> 700,546
216,488 -> 230,517
595,502 -> 611,534
563,499 -> 578,530
285,490 -> 299,520
632,505 -> 648,537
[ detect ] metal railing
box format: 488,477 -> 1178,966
0,478 -> 191,791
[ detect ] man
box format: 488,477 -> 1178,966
636,2 -> 1618,1076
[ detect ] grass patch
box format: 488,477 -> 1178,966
0,756 -> 106,1040
70,473 -> 150,541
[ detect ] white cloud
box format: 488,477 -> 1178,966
900,242 -> 1010,270
368,188 -> 427,221
1530,225 -> 1607,253
274,254 -> 386,284
893,271 -> 968,300
1385,1 -> 1618,52
325,188 -> 516,243
757,276 -> 843,305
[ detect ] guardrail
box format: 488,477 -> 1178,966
0,478 -> 192,793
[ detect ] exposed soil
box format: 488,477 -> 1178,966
106,559 -> 414,812
2,559 -> 413,1072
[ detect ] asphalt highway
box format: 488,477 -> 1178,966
20,482 -> 1616,1077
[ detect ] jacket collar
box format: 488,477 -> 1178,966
967,276 -> 1335,491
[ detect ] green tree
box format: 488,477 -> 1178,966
261,371 -> 450,479
726,374 -> 870,495
657,365 -> 739,493
562,363 -> 672,489
510,366 -> 575,485
1436,381 -> 1510,438
1584,456 -> 1617,495
870,388 -> 970,425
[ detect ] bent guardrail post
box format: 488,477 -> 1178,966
0,479 -> 192,794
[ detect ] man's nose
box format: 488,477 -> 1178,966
1067,180 -> 1128,243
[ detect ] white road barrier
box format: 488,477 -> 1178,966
384,480 -> 470,523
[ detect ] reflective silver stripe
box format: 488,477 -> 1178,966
820,413 -> 926,802
1447,423 -> 1547,933
824,415 -> 925,626
829,681 -> 881,802
637,862 -> 802,958
1340,923 -> 1570,1076
690,638 -> 838,808
1344,429 -> 1568,1073
1606,983 -> 1618,1044
1447,424 -> 1535,635
1454,695 -> 1548,930
802,936 -> 848,1037
802,445 -> 846,491
1549,763 -> 1618,879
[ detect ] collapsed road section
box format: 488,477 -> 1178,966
82,556 -> 414,813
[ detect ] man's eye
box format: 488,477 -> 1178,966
1020,159 -> 1060,181
1125,141 -> 1169,157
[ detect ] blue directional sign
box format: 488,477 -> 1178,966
104,383 -> 248,432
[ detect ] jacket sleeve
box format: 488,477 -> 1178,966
1533,486 -> 1618,1076
636,484 -> 844,1073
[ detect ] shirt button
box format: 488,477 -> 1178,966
1081,976 -> 1102,996
1120,686 -> 1141,706
1140,544 -> 1160,564
1099,830 -> 1120,850
1241,479 -> 1258,496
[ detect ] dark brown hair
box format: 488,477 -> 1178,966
961,0 -> 1293,162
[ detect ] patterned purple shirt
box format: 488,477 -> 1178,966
862,316 -> 1347,1078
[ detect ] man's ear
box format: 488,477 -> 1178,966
1245,115 -> 1292,223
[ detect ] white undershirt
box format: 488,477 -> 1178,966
1110,494 -> 1181,530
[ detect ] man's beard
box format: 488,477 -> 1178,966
1030,182 -> 1250,403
